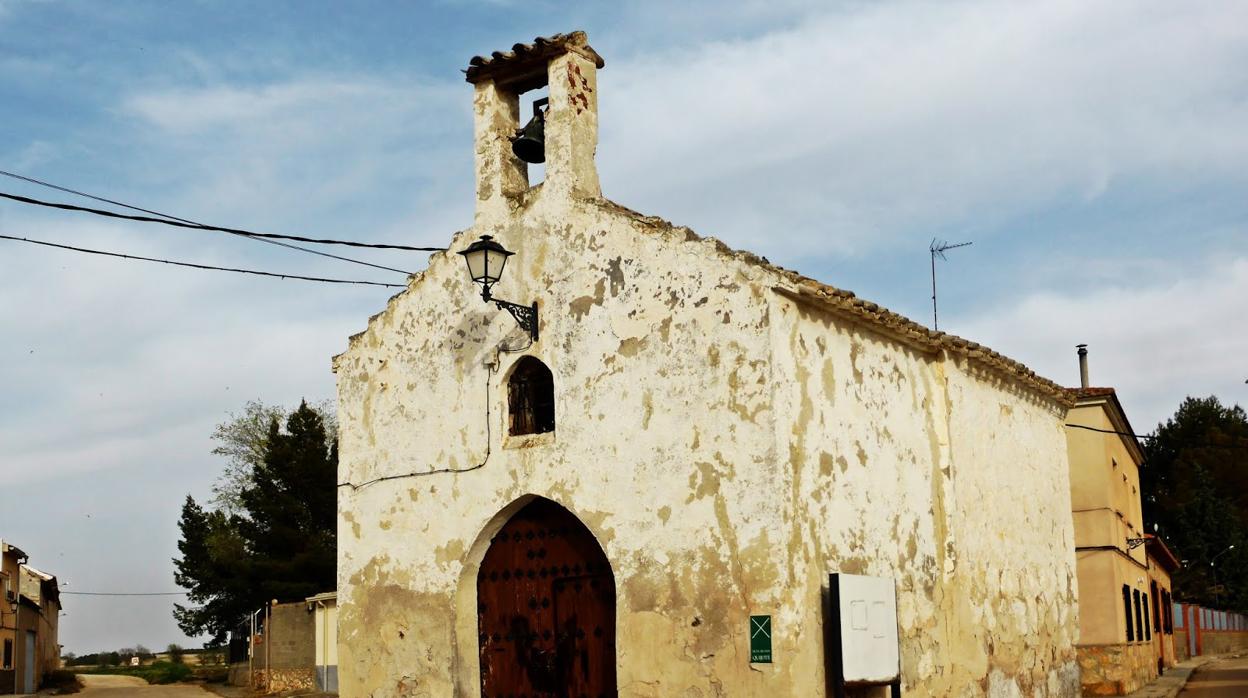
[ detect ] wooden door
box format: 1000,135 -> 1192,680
478,498 -> 616,698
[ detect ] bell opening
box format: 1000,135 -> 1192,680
511,96 -> 549,167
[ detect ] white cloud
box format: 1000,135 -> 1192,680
0,211 -> 381,486
119,75 -> 471,243
597,0 -> 1248,259
956,256 -> 1248,431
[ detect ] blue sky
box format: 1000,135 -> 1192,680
1,0 -> 1246,653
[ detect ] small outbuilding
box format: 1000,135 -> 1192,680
306,592 -> 338,693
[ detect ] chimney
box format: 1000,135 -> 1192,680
465,32 -> 605,223
1076,344 -> 1089,389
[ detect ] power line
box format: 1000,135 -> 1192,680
61,591 -> 187,596
1,192 -> 414,279
1065,423 -> 1156,439
1064,423 -> 1248,449
0,169 -> 443,275
0,189 -> 446,253
0,234 -> 405,288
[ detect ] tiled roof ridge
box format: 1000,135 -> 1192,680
1074,386 -> 1116,396
465,31 -> 604,84
592,198 -> 1075,407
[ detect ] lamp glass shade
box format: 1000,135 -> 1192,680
458,235 -> 514,284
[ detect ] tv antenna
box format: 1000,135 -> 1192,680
929,238 -> 972,331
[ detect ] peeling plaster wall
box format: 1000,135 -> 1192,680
768,302 -> 1079,696
334,194 -> 786,697
335,42 -> 1078,698
334,192 -> 1078,696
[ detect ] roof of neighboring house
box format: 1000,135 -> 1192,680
1146,534 -> 1182,573
21,564 -> 60,607
1069,385 -> 1145,464
305,591 -> 337,604
1,539 -> 28,561
22,564 -> 55,582
1075,387 -> 1116,398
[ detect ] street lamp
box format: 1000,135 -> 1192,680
1211,544 -> 1235,608
458,235 -> 539,342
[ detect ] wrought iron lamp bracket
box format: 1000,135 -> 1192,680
479,283 -> 538,342
1126,537 -> 1148,550
494,298 -> 539,342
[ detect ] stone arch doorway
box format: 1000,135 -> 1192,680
477,498 -> 617,697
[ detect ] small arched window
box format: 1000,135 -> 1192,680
508,357 -> 555,436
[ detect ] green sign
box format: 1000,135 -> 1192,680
750,615 -> 772,663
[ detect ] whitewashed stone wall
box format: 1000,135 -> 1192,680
334,34 -> 1079,698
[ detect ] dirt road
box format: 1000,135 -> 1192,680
79,674 -> 210,698
1180,656 -> 1248,697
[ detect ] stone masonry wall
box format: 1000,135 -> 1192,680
262,602 -> 315,670
1201,631 -> 1248,655
1174,630 -> 1189,661
1077,643 -> 1157,695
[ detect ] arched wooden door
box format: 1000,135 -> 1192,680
478,498 -> 616,697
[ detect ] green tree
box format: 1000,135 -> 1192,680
174,400 -> 338,643
208,399 -> 336,515
166,644 -> 185,664
1141,396 -> 1248,609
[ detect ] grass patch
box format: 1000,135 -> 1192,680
75,661 -> 194,684
42,670 -> 84,694
193,666 -> 230,683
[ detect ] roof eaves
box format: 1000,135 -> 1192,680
1072,387 -> 1146,464
1146,534 -> 1182,572
465,31 -> 605,87
592,198 -> 1075,407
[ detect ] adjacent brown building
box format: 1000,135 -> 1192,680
0,539 -> 60,694
1065,350 -> 1177,695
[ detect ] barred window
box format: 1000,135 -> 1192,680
1123,585 -> 1134,641
508,357 -> 555,436
1158,589 -> 1168,634
1143,594 -> 1151,641
1151,581 -> 1159,633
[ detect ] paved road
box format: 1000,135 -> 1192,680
1179,656 -> 1248,697
79,674 -> 210,698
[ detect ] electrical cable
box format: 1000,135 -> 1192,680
0,189 -> 445,253
0,167 -> 444,275
1066,423 -> 1157,439
0,234 -> 405,288
338,354 -> 494,490
0,190 -> 418,276
1064,423 -> 1248,449
61,591 -> 187,599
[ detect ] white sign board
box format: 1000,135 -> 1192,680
833,573 -> 899,684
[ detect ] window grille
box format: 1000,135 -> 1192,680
1123,585 -> 1134,641
508,357 -> 555,436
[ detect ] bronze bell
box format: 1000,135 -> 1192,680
511,97 -> 548,164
